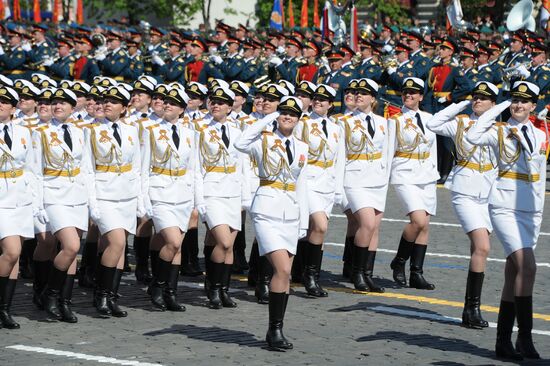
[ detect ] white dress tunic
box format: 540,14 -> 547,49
428,106 -> 498,233
0,122 -> 34,240
389,106 -> 439,215
194,115 -> 249,231
31,120 -> 93,234
87,119 -> 142,235
234,115 -> 309,256
466,105 -> 547,257
341,110 -> 394,213
293,112 -> 345,217
141,120 -> 197,232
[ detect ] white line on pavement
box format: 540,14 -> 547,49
324,243 -> 550,268
331,214 -> 550,236
5,345 -> 164,366
370,306 -> 550,336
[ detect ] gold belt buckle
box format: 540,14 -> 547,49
10,170 -> 16,179
283,182 -> 289,191
224,166 -> 228,173
115,165 -> 121,174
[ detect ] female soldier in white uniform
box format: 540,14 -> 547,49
32,89 -> 92,323
141,87 -> 195,312
0,86 -> 34,329
88,86 -> 143,317
342,78 -> 393,292
194,85 -> 249,309
293,84 -> 345,297
389,77 -> 438,290
467,81 -> 546,361
427,81 -> 499,328
235,96 -> 309,352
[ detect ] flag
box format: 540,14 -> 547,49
53,0 -> 60,23
270,0 -> 284,30
321,1 -> 330,39
0,0 -> 4,19
350,3 -> 358,51
446,0 -> 463,34
77,0 -> 84,24
313,0 -> 320,27
540,0 -> 550,31
13,0 -> 20,20
288,0 -> 295,28
300,0 -> 308,28
33,0 -> 41,22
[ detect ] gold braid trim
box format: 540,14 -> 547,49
497,125 -> 521,164
455,117 -> 477,160
395,118 -> 425,153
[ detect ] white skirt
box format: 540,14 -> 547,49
490,205 -> 542,257
34,216 -> 50,234
345,184 -> 389,213
205,196 -> 241,231
451,192 -> 492,233
252,213 -> 299,256
96,198 -> 137,235
394,183 -> 437,216
0,205 -> 34,240
152,200 -> 193,233
45,203 -> 88,234
308,190 -> 335,217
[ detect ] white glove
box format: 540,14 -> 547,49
269,56 -> 283,67
209,55 -> 223,65
437,96 -> 448,104
148,44 -> 155,51
446,100 -> 471,116
298,229 -> 308,239
382,45 -> 393,54
144,197 -> 154,219
537,107 -> 548,120
242,199 -> 252,212
387,66 -> 396,75
334,192 -> 344,207
480,100 -> 512,122
42,57 -> 54,67
95,53 -> 106,61
515,64 -> 531,78
21,42 -> 32,52
136,197 -> 147,218
89,204 -> 101,222
197,204 -> 207,221
35,208 -> 49,225
0,45 -> 4,56
152,55 -> 165,66
276,46 -> 285,54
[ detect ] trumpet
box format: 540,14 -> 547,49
142,50 -> 170,62
24,55 -> 60,69
502,61 -> 531,91
381,54 -> 398,69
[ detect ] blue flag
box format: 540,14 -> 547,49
270,0 -> 283,30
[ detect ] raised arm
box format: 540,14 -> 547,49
465,100 -> 511,146
427,101 -> 470,137
234,112 -> 279,154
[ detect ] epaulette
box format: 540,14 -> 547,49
542,66 -> 550,71
200,109 -> 208,113
472,69 -> 478,74
494,121 -> 506,126
457,114 -> 469,119
391,112 -> 403,120
406,63 -> 413,68
69,56 -> 76,61
341,71 -> 352,77
35,125 -> 48,132
261,131 -> 274,135
497,61 -> 505,66
81,122 -> 100,129
146,123 -> 160,130
118,50 -> 126,57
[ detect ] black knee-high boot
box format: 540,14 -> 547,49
59,275 -> 78,323
40,266 -> 67,320
247,239 -> 259,287
164,264 -> 186,312
78,241 -> 97,288
390,236 -> 414,286
291,239 -> 306,283
108,269 -> 127,317
0,277 -> 20,329
232,222 -> 248,274
266,291 -> 293,351
495,300 -> 522,360
255,255 -> 272,304
149,257 -> 170,310
181,228 -> 201,276
149,250 -> 160,279
351,246 -> 369,291
20,239 -> 37,279
220,263 -> 237,308
134,236 -> 152,283
123,241 -> 131,272
365,250 -> 384,293
206,262 -> 223,309
515,296 -> 540,359
302,242 -> 327,297
409,244 -> 435,290
342,235 -> 354,279
203,245 -> 215,293
32,260 -> 52,309
462,271 -> 488,328
94,264 -> 114,317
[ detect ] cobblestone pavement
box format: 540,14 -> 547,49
2,185 -> 550,366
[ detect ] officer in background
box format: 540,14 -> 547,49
144,27 -> 168,82
27,24 -> 54,76
379,42 -> 415,117
297,40 -> 321,83
0,28 -> 27,80
157,37 -> 186,84
319,49 -> 354,114
270,36 -> 303,83
73,35 -> 100,84
124,38 -> 144,82
97,31 -> 129,82
357,40 -> 382,82
526,43 -> 550,113
407,31 -> 431,80
47,38 -> 75,81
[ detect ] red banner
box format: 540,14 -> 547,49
13,0 -> 21,20
288,0 -> 295,28
313,0 -> 319,27
53,0 -> 60,23
300,0 -> 308,28
33,0 -> 41,22
77,0 -> 83,24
